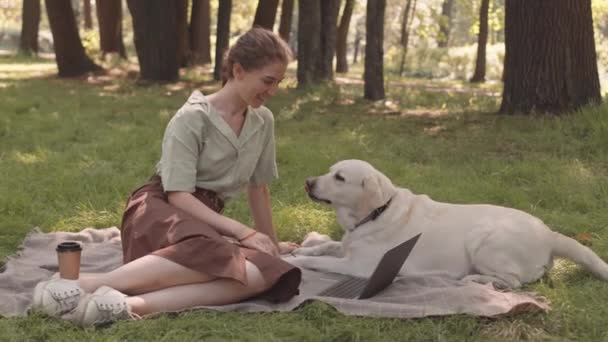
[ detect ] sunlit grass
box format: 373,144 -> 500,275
2,56 -> 608,340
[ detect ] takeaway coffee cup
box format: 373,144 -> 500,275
56,241 -> 82,280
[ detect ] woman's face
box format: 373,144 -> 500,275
233,61 -> 287,108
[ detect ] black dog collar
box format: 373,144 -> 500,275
353,197 -> 393,229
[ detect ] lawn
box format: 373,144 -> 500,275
1,55 -> 608,341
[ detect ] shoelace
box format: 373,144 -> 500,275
51,289 -> 80,312
94,301 -> 140,325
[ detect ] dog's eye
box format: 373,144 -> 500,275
334,173 -> 345,182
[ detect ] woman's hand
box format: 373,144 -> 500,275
239,231 -> 279,256
278,241 -> 300,255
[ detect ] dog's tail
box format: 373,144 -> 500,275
551,231 -> 608,281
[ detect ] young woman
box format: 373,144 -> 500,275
32,28 -> 301,326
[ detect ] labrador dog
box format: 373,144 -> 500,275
285,159 -> 608,289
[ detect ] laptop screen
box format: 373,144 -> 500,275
358,233 -> 421,299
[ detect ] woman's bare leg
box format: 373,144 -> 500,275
77,255 -> 217,294
125,261 -> 268,316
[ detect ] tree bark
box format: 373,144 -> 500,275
278,0 -> 294,42
214,0 -> 232,81
19,0 -> 40,55
437,0 -> 454,48
127,0 -> 179,81
315,0 -> 341,81
190,0 -> 212,65
96,0 -> 126,58
83,0 -> 93,29
500,0 -> 601,114
297,0 -> 321,87
176,0 -> 191,67
335,0 -> 354,73
253,0 -> 279,30
353,17 -> 363,64
45,0 -> 101,77
470,0 -> 489,83
364,0 -> 385,100
398,0 -> 417,77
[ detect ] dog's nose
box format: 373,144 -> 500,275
305,178 -> 316,193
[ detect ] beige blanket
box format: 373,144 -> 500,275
0,227 -> 550,318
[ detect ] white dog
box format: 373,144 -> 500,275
285,159 -> 608,289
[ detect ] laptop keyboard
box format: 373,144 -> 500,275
318,277 -> 368,299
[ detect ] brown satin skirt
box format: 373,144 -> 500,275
120,175 -> 301,303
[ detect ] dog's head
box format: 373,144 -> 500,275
305,160 -> 396,230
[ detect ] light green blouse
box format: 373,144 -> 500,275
156,90 -> 278,201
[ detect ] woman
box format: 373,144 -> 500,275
32,28 -> 301,326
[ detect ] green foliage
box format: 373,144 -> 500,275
2,52 -> 608,340
81,29 -> 100,58
387,43 -> 505,81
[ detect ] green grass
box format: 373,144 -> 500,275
2,55 -> 608,341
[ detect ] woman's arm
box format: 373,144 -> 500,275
247,183 -> 277,245
167,191 -> 253,240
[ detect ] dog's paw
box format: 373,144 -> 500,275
292,246 -> 322,256
301,232 -> 332,248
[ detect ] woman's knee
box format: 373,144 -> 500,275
244,261 -> 269,293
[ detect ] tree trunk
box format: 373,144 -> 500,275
315,0 -> 341,81
398,0 -> 416,77
353,18 -> 362,64
214,0 -> 232,81
45,0 -> 101,77
470,0 -> 489,83
127,0 -> 179,81
83,0 -> 93,29
500,0 -> 601,114
335,0 -> 354,73
19,0 -> 40,55
297,0 -> 321,87
364,0 -> 385,100
176,0 -> 191,67
190,0 -> 212,65
437,0 -> 454,48
278,0 -> 294,42
253,0 -> 279,30
96,0 -> 126,58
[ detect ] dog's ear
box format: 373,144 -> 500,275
357,172 -> 395,217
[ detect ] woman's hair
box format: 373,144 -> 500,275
221,28 -> 293,84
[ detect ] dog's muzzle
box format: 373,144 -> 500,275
305,178 -> 332,204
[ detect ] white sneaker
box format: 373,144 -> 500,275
31,279 -> 84,316
64,286 -> 138,327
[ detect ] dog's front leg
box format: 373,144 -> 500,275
294,241 -> 343,257
285,255 -> 363,277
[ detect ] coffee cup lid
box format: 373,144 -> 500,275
56,241 -> 82,252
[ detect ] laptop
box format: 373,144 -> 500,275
317,233 -> 421,300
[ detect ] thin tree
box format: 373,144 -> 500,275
19,0 -> 40,56
253,0 -> 279,30
315,0 -> 341,81
176,0 -> 191,67
500,0 -> 601,114
297,0 -> 321,87
437,0 -> 454,48
190,0 -> 212,65
364,0 -> 386,100
214,0 -> 232,81
278,0 -> 294,42
127,0 -> 179,81
470,0 -> 489,82
335,0 -> 354,73
45,0 -> 101,77
96,0 -> 126,59
83,0 -> 93,30
353,17 -> 363,64
398,0 -> 417,77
